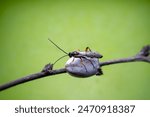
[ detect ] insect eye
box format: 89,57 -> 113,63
73,51 -> 79,55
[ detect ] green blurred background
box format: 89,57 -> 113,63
0,0 -> 150,100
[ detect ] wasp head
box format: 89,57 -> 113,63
68,51 -> 79,57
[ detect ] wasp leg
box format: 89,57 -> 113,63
87,58 -> 95,68
96,68 -> 103,76
81,56 -> 96,69
71,57 -> 75,62
80,57 -> 88,72
75,56 -> 96,69
85,47 -> 91,52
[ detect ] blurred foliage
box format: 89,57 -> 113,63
0,0 -> 150,99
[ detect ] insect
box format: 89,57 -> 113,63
48,38 -> 103,78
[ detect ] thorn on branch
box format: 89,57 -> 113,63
136,45 -> 150,63
137,45 -> 150,57
41,63 -> 53,72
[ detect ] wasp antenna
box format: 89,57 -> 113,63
48,38 -> 68,55
53,55 -> 68,65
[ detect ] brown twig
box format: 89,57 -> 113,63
100,45 -> 150,66
0,45 -> 150,91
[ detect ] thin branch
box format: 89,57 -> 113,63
0,45 -> 150,91
0,68 -> 66,91
100,45 -> 150,66
100,56 -> 149,66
